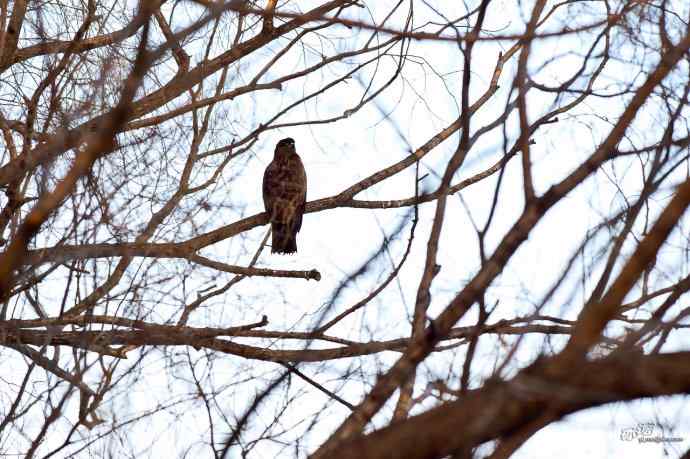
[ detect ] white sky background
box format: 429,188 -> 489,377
2,0 -> 690,457
202,1 -> 690,457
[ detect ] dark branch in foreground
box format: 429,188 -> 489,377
324,352 -> 690,459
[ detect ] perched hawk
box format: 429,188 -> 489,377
262,138 -> 307,254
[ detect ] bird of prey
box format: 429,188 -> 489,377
262,138 -> 307,254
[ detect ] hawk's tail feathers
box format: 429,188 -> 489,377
271,223 -> 297,254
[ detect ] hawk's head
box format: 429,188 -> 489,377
275,137 -> 296,153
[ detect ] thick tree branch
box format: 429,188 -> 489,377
326,352 -> 690,459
